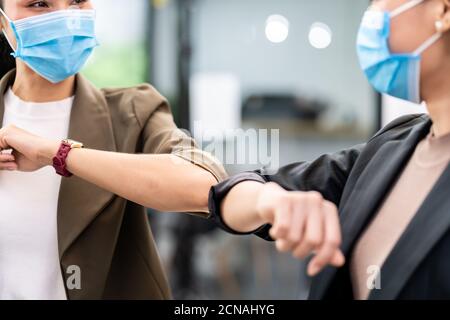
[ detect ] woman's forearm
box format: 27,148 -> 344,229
220,181 -> 267,232
41,142 -> 217,212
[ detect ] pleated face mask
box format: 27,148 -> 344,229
356,0 -> 442,104
0,8 -> 99,83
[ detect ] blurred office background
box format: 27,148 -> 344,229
82,0 -> 424,299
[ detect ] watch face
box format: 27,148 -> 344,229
65,139 -> 84,148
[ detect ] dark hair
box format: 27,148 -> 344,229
0,0 -> 16,79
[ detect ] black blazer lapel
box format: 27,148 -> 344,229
369,163 -> 450,300
339,120 -> 432,255
309,118 -> 432,300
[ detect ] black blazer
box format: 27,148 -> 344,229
209,114 -> 450,300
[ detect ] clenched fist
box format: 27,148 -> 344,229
0,124 -> 59,172
255,182 -> 345,276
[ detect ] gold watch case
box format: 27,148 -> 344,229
63,139 -> 84,149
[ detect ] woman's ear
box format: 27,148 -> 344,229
436,0 -> 450,32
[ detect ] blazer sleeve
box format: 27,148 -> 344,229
143,102 -> 227,179
208,144 -> 366,240
208,113 -> 427,240
134,85 -> 228,217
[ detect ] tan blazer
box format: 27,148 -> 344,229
0,70 -> 227,300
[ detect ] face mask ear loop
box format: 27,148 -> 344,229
0,7 -> 17,54
0,7 -> 11,23
413,32 -> 442,56
390,0 -> 424,18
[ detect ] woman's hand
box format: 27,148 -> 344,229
222,180 -> 345,276
0,124 -> 59,172
256,182 -> 345,276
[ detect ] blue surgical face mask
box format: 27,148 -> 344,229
0,8 -> 98,83
356,0 -> 442,104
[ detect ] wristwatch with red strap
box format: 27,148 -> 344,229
52,139 -> 84,177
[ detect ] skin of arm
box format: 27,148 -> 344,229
0,125 -> 218,213
221,181 -> 267,233
63,148 -> 218,213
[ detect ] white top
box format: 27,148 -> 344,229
0,88 -> 73,300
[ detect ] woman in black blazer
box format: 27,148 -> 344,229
208,0 -> 450,300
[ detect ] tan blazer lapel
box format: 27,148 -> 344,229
57,74 -> 118,259
0,70 -> 118,259
0,70 -> 15,124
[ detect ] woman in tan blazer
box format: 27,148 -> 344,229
0,0 -> 226,300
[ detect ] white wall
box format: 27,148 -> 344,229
152,0 -> 179,97
92,0 -> 147,45
190,0 -> 376,133
382,95 -> 427,127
